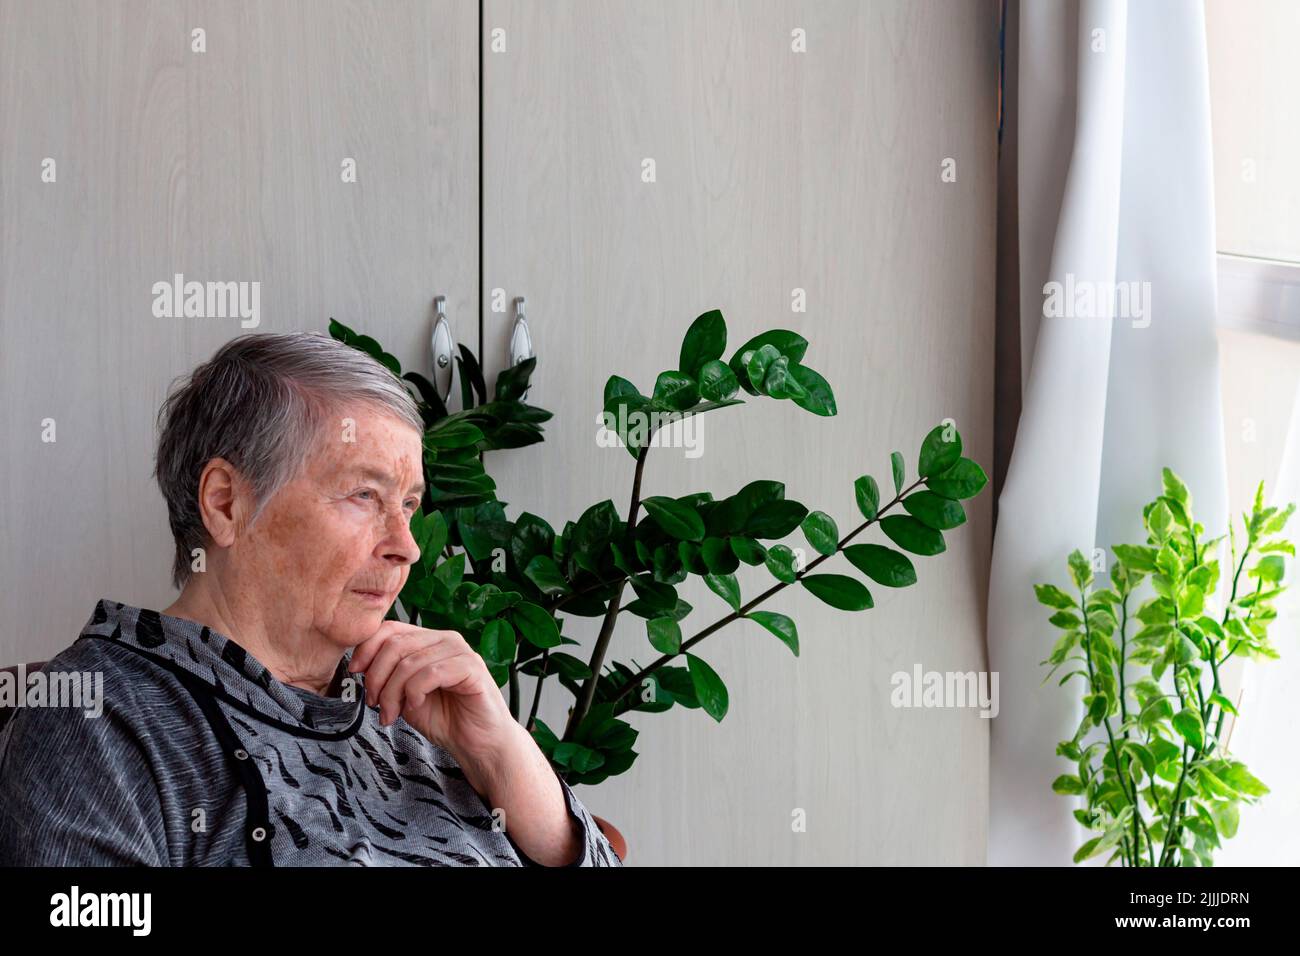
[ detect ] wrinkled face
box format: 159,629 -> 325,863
232,405 -> 424,648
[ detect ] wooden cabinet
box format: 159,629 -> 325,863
0,0 -> 997,864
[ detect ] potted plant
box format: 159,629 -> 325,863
329,310 -> 989,859
1036,469 -> 1294,865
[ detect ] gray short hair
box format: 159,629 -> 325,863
154,331 -> 424,589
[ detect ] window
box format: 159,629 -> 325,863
1206,0 -> 1300,515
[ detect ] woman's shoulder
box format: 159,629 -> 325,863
41,623 -> 185,702
1,603 -> 194,747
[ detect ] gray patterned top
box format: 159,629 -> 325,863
0,599 -> 623,867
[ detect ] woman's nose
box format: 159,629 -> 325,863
383,509 -> 422,565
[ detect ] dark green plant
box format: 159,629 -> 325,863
330,311 -> 987,786
1037,469 -> 1294,866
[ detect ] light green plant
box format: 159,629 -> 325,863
1036,468 -> 1294,866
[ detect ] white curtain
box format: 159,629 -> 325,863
988,0 -> 1229,865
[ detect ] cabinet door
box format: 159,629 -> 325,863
481,0 -> 997,864
0,1 -> 477,656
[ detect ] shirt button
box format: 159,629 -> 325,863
234,748 -> 249,761
251,826 -> 267,842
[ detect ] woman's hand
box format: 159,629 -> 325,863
347,621 -> 514,763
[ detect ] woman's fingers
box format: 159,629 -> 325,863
347,619 -> 409,674
377,645 -> 466,724
357,633 -> 419,706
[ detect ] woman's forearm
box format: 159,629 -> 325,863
458,721 -> 583,866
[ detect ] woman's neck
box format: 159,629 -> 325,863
161,581 -> 343,697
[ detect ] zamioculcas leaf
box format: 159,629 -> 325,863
626,595 -> 693,621
652,370 -> 699,411
745,344 -> 782,390
729,536 -> 767,565
843,543 -> 916,587
801,574 -> 873,610
891,452 -> 905,495
697,360 -> 739,402
788,363 -> 836,416
902,491 -> 966,530
762,355 -> 809,401
511,602 -> 561,649
728,330 -> 809,396
925,457 -> 987,499
747,611 -> 799,656
329,317 -> 357,343
918,424 -> 963,478
711,479 -> 784,533
480,619 -> 516,665
574,500 -> 618,555
647,617 -> 682,655
642,496 -> 705,541
801,511 -> 839,556
510,511 -> 554,570
854,476 -> 880,521
686,653 -> 729,721
744,499 -> 809,539
765,544 -> 799,583
700,536 -> 739,574
704,573 -> 741,611
679,309 -> 727,378
524,554 -> 570,596
628,575 -> 678,611
604,374 -> 639,405
880,515 -> 946,556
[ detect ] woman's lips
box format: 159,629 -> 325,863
351,589 -> 391,605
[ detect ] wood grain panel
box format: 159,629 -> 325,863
0,0 -> 477,662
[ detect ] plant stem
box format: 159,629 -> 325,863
1079,584 -> 1140,866
1167,522 -> 1252,861
561,444 -> 651,741
508,663 -> 520,720
1160,743 -> 1192,865
1113,593 -> 1148,863
1118,593 -> 1130,735
525,649 -> 548,732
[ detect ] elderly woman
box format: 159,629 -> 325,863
0,332 -> 622,867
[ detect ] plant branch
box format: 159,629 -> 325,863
562,444 -> 651,741
609,477 -> 928,712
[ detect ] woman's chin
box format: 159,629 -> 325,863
334,597 -> 392,643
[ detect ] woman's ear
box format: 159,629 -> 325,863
196,457 -> 248,548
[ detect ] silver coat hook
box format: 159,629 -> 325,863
431,295 -> 456,403
510,296 -> 534,399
